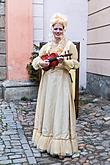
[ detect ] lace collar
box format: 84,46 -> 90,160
46,37 -> 68,55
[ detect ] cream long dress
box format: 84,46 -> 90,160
32,38 -> 79,156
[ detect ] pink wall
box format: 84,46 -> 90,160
6,0 -> 33,80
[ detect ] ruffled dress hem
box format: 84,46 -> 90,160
32,129 -> 78,156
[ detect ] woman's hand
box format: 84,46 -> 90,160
57,56 -> 64,63
39,60 -> 50,68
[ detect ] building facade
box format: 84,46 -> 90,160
0,0 -> 6,98
87,0 -> 110,99
0,0 -> 109,100
0,0 -> 88,100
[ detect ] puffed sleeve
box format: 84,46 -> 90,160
62,42 -> 80,71
32,44 -> 48,70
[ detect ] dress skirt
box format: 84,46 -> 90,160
32,67 -> 78,156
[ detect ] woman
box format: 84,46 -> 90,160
32,13 -> 80,159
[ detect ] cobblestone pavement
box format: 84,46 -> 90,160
0,94 -> 110,165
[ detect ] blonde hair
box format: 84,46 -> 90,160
50,13 -> 68,30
